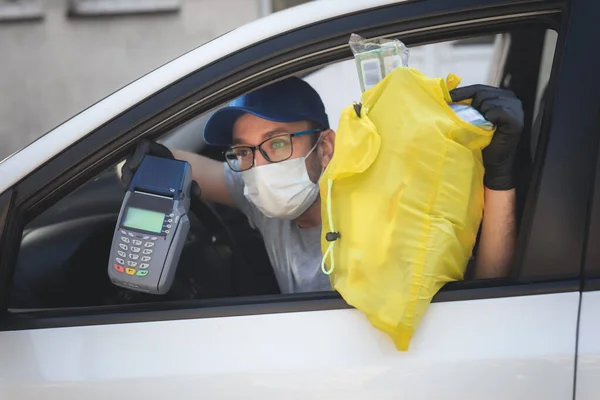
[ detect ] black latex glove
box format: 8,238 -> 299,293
450,84 -> 524,191
120,139 -> 174,189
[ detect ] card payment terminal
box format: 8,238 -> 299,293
108,155 -> 192,294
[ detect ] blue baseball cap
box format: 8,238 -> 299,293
203,77 -> 329,146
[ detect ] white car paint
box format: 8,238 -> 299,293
574,290 -> 600,400
0,1 -> 588,399
0,0 -> 407,192
0,293 -> 578,399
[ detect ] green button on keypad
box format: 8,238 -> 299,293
136,270 -> 148,277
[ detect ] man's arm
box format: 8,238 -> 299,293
475,188 -> 517,279
169,148 -> 236,208
450,84 -> 524,279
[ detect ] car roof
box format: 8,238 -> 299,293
0,0 -> 404,192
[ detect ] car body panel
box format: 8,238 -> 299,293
575,291 -> 600,400
0,292 -> 578,399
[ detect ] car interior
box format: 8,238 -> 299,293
9,26 -> 557,310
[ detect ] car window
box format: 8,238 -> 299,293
8,27 -> 559,311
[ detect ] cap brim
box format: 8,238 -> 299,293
203,106 -> 312,146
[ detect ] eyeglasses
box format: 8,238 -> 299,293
224,128 -> 322,172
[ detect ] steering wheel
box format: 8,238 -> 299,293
174,188 -> 246,297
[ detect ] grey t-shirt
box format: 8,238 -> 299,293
223,163 -> 332,294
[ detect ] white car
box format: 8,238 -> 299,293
1,0 -> 599,398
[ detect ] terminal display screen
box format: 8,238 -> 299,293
121,206 -> 164,234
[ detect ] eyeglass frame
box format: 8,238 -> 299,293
223,128 -> 323,172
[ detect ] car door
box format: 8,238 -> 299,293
0,0 -> 594,399
577,174 -> 600,399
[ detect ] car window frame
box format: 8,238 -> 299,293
0,0 -> 588,331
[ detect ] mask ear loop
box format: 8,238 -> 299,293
321,178 -> 339,275
305,130 -> 324,159
306,131 -> 326,183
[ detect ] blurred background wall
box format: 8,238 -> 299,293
0,0 -> 267,160
0,0 -> 496,160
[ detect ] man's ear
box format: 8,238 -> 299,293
318,129 -> 335,168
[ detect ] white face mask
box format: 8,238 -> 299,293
241,138 -> 322,220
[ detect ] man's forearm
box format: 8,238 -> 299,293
475,188 -> 517,279
169,148 -> 236,207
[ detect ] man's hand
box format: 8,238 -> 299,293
120,139 -> 174,188
450,85 -> 524,191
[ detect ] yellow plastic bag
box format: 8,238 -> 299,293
319,67 -> 495,351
